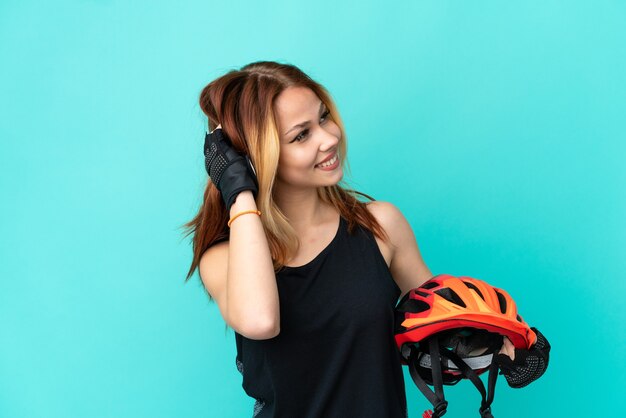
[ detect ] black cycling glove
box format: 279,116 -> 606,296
204,128 -> 259,212
494,327 -> 551,388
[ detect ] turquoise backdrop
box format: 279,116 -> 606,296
1,1 -> 624,417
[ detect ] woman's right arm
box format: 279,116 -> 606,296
199,190 -> 280,340
200,126 -> 280,339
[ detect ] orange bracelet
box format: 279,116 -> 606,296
228,210 -> 262,227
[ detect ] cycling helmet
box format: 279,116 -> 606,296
394,274 -> 536,418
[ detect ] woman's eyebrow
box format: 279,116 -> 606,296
284,101 -> 325,136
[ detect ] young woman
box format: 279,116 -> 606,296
183,61 -> 546,418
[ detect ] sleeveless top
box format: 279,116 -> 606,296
234,215 -> 408,418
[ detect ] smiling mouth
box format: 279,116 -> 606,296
316,153 -> 339,168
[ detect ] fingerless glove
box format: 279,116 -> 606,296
494,327 -> 551,388
204,128 -> 259,212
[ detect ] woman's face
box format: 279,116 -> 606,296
273,86 -> 343,191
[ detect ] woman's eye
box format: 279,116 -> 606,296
291,110 -> 331,143
293,129 -> 309,143
291,129 -> 309,142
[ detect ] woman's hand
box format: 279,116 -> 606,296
204,126 -> 259,211
494,327 -> 551,388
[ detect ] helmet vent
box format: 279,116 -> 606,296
434,288 -> 467,308
421,281 -> 439,290
516,314 -> 522,322
463,281 -> 485,300
495,290 -> 507,313
414,290 -> 429,297
398,298 -> 431,314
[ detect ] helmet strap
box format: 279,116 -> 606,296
408,339 -> 448,418
408,339 -> 501,418
440,346 -> 499,418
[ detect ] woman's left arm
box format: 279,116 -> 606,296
366,201 -> 433,297
369,202 -> 551,387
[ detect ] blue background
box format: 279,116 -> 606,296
1,1 -> 624,417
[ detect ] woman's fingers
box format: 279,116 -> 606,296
498,336 -> 516,361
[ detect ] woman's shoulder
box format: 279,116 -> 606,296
202,239 -> 230,263
199,241 -> 230,294
364,200 -> 405,231
363,200 -> 406,267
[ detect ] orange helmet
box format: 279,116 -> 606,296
395,274 -> 536,354
394,274 -> 537,418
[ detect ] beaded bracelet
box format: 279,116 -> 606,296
228,210 -> 262,227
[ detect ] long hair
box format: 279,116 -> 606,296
181,61 -> 389,289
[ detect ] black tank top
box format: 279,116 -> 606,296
235,215 -> 408,418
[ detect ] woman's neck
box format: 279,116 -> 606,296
274,188 -> 337,233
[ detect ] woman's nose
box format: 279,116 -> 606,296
318,127 -> 339,151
